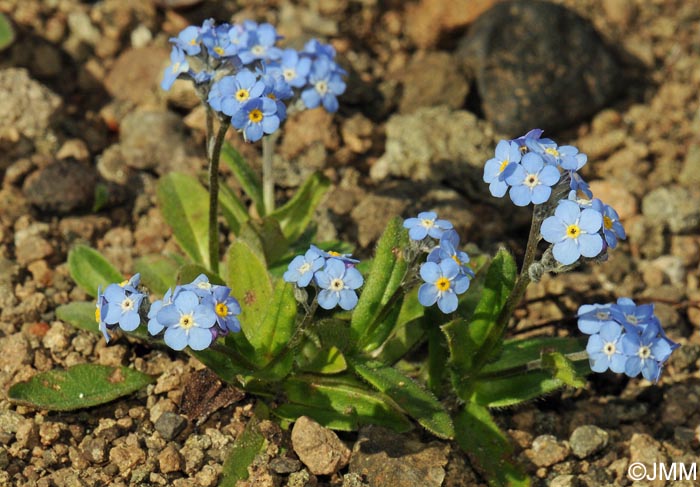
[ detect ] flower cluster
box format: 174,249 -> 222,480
283,245 -> 363,311
404,213 -> 475,314
161,19 -> 346,142
97,273 -> 241,352
484,130 -> 626,267
578,298 -> 679,382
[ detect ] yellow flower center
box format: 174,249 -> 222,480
436,277 -> 451,292
215,303 -> 228,318
189,38 -> 197,46
179,313 -> 195,330
451,255 -> 463,267
171,62 -> 181,73
499,159 -> 509,173
268,93 -> 277,100
603,215 -> 613,230
214,46 -> 225,56
95,307 -> 101,323
119,280 -> 129,287
328,251 -> 342,257
235,88 -> 250,102
545,147 -> 559,157
565,224 -> 580,239
248,109 -> 263,123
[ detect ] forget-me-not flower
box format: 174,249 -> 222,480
577,303 -> 615,335
284,247 -> 325,287
161,46 -> 190,91
232,97 -> 280,142
540,200 -> 604,265
211,286 -> 241,334
314,258 -> 363,310
483,140 -> 521,198
591,198 -> 626,249
157,290 -> 216,351
621,321 -> 674,382
586,321 -> 627,374
403,212 -> 453,241
301,57 -> 346,113
418,259 -> 469,314
505,152 -> 560,206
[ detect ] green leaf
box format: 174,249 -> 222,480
479,337 -> 586,375
269,171 -> 330,242
225,241 -> 273,364
352,361 -> 454,439
92,183 -> 109,212
282,374 -> 412,433
541,352 -> 587,388
455,402 -> 530,487
0,13 -> 15,51
372,317 -> 425,365
221,143 -> 264,216
218,183 -> 249,235
8,364 -> 154,411
220,415 -> 266,486
254,280 -> 297,364
351,217 -> 408,351
134,254 -> 183,296
441,249 -> 516,385
238,218 -> 289,266
299,345 -> 348,374
156,173 -> 210,268
56,302 -> 99,335
68,245 -> 124,297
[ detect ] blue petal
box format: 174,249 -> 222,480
420,262 -> 441,283
314,270 -> 331,289
553,239 -> 580,265
164,327 -> 187,351
437,292 -> 458,313
119,311 -> 141,331
418,283 -> 438,306
599,322 -> 621,342
338,290 -> 358,310
318,289 -> 339,309
579,208 -> 603,233
609,353 -> 627,374
530,185 -> 551,205
578,233 -> 603,258
586,335 -> 604,355
540,216 -> 566,243
554,200 -> 580,224
157,304 -> 180,327
245,123 -> 264,142
539,165 -> 560,186
509,185 -> 532,207
343,267 -> 364,289
175,291 -> 199,313
188,327 -> 214,351
624,356 -> 642,378
588,352 -> 610,373
521,152 -> 544,173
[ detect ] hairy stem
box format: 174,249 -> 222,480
207,118 -> 230,274
261,133 -> 279,215
476,349 -> 589,380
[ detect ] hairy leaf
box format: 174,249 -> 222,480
68,245 -> 124,297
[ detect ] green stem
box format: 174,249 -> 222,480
210,342 -> 258,371
207,118 -> 230,274
261,133 -> 278,215
471,207 -> 544,371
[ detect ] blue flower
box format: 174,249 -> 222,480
540,200 -> 604,265
301,57 -> 346,113
208,69 -> 266,117
621,320 -> 674,382
314,258 -> 363,310
427,230 -> 475,279
202,22 -> 239,59
418,259 -> 470,314
161,46 -> 189,91
273,48 -> 311,88
609,297 -> 654,332
170,25 -> 201,56
483,140 -> 521,198
212,286 -> 241,334
403,211 -> 453,241
237,23 -> 282,64
96,286 -> 110,341
586,322 -> 627,374
511,128 -> 544,152
309,244 -> 359,267
103,282 -> 145,333
284,247 -> 325,287
232,97 -> 280,142
505,152 -> 560,206
591,199 -> 626,249
577,303 -> 615,335
147,287 -> 179,336
183,274 -> 215,298
303,39 -> 339,61
157,290 -> 216,351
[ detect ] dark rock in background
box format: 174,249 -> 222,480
458,0 -> 624,136
23,160 -> 98,214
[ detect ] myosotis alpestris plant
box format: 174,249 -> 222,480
9,18 -> 681,487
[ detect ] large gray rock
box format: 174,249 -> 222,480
458,0 -> 623,135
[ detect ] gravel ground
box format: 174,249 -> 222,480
1,0 -> 699,486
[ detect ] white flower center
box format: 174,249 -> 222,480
625,314 -> 638,325
595,311 -> 609,320
637,345 -> 652,360
197,281 -> 212,291
420,219 -> 434,229
315,80 -> 328,95
179,313 -> 195,330
298,262 -> 312,274
603,342 -> 616,357
329,278 -> 344,291
283,68 -> 296,81
524,174 -> 539,188
120,297 -> 134,312
251,45 -> 265,56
